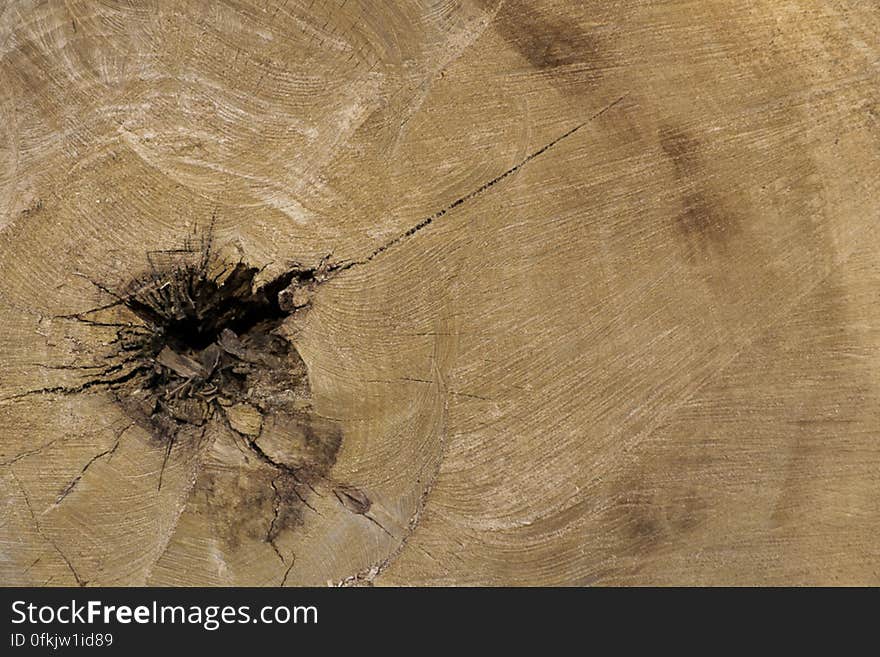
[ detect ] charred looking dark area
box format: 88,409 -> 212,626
21,228 -> 391,568
109,245 -> 321,432
29,235 -> 356,564
44,232 -> 346,534
126,259 -> 311,353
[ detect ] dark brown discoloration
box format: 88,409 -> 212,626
479,0 -> 607,79
256,411 -> 343,475
183,412 -> 342,561
664,489 -> 708,534
607,469 -> 709,558
196,464 -> 286,551
658,124 -> 742,254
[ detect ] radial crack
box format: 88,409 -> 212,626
1,438 -> 60,467
280,553 -> 296,587
266,476 -> 285,563
328,93 -> 630,274
12,471 -> 87,587
0,365 -> 148,404
55,423 -> 133,505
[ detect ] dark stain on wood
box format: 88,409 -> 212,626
480,0 -> 607,81
658,123 -> 741,254
197,463 -> 289,552
604,465 -> 710,561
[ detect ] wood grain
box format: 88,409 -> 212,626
0,0 -> 878,586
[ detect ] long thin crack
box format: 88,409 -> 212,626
54,422 -> 133,505
364,513 -> 395,538
73,271 -> 127,302
279,553 -> 296,587
157,430 -> 176,492
267,475 -> 285,563
11,470 -> 87,587
329,93 -> 630,275
0,365 -> 148,404
32,362 -> 112,371
1,438 -> 60,467
64,271 -> 162,327
23,557 -> 41,574
60,316 -> 150,330
57,266 -> 194,322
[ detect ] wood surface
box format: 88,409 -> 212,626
1,0 -> 878,586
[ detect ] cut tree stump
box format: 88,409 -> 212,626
1,1 -> 879,586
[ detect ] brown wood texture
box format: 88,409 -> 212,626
1,1 -> 879,586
